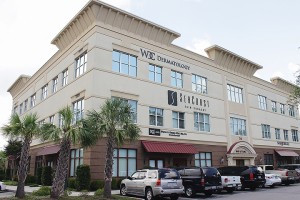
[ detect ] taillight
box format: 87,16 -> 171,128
156,179 -> 161,186
249,173 -> 254,180
201,178 -> 205,186
286,171 -> 289,176
224,178 -> 228,183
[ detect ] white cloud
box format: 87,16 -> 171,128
186,38 -> 211,57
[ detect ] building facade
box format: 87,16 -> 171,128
7,0 -> 300,180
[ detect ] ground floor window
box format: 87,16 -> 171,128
149,159 -> 164,168
113,149 -> 137,177
35,156 -> 43,175
195,152 -> 212,167
264,154 -> 274,165
70,148 -> 84,177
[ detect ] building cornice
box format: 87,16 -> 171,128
51,0 -> 180,50
205,45 -> 263,77
7,75 -> 31,98
270,76 -> 298,93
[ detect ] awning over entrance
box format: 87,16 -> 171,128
142,141 -> 197,154
275,149 -> 299,157
36,145 -> 60,156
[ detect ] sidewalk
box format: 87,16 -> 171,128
5,185 -> 120,196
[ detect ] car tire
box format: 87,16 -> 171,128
120,184 -> 127,196
170,194 -> 179,200
204,191 -> 212,197
184,185 -> 195,198
226,188 -> 234,193
145,188 -> 154,200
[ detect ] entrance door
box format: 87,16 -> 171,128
173,158 -> 187,167
236,159 -> 245,166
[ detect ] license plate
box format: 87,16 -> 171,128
212,186 -> 216,189
168,182 -> 177,187
258,176 -> 261,178
227,184 -> 233,187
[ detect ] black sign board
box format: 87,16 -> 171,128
149,128 -> 161,136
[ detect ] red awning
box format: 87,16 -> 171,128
275,149 -> 299,157
142,141 -> 197,154
36,145 -> 60,156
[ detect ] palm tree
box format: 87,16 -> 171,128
1,113 -> 40,198
82,98 -> 140,198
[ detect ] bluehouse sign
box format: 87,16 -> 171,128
168,90 -> 209,112
140,48 -> 191,70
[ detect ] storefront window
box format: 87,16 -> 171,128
113,149 -> 136,177
264,154 -> 274,165
70,148 -> 84,177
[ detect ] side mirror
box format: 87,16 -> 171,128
127,176 -> 133,180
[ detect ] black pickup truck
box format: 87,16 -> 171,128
177,167 -> 222,197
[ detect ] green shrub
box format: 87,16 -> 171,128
25,175 -> 36,184
41,166 -> 53,186
68,177 -> 76,189
36,167 -> 43,185
32,186 -> 51,196
111,178 -> 118,190
90,179 -> 104,191
75,165 -> 91,191
3,180 -> 18,186
94,188 -> 104,196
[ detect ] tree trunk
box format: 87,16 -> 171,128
50,138 -> 71,199
15,138 -> 30,199
103,136 -> 115,198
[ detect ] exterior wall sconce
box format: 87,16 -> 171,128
220,157 -> 224,164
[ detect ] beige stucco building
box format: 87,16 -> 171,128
7,0 -> 300,179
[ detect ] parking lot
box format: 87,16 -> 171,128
178,184 -> 300,200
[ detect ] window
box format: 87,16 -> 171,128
41,85 -> 48,100
149,159 -> 164,168
280,103 -> 285,114
172,111 -> 185,129
171,70 -> 183,88
49,115 -> 55,124
195,152 -> 212,167
70,148 -> 84,177
75,52 -> 87,78
62,69 -> 68,86
113,149 -> 136,177
261,124 -> 271,139
35,156 -> 43,175
52,77 -> 58,93
284,130 -> 289,141
73,99 -> 84,123
149,64 -> 162,83
31,94 -> 36,107
292,129 -> 299,142
230,117 -> 246,136
128,100 -> 137,123
112,50 -> 137,77
264,154 -> 274,165
271,101 -> 277,112
13,106 -> 18,114
192,74 -> 207,94
227,84 -> 243,103
19,103 -> 23,114
275,128 -> 280,140
58,113 -> 64,128
24,100 -> 28,112
149,107 -> 163,126
194,112 -> 210,132
289,105 -> 295,117
258,95 -> 267,110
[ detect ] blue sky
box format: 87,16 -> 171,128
1,0 -> 300,149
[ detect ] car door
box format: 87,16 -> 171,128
135,171 -> 147,195
126,171 -> 140,194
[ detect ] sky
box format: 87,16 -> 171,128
1,0 -> 300,150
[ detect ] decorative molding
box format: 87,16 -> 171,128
7,75 -> 31,97
270,77 -> 298,93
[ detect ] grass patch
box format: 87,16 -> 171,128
2,180 -> 18,186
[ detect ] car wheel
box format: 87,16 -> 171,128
204,191 -> 212,197
226,188 -> 234,193
184,185 -> 195,198
145,188 -> 154,200
120,184 -> 127,196
270,185 -> 275,188
170,194 -> 179,200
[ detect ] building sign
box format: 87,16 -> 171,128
140,48 -> 191,70
161,130 -> 187,137
277,141 -> 289,146
149,128 -> 161,136
234,146 -> 252,154
168,90 -> 209,111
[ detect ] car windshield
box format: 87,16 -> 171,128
202,167 -> 219,176
159,169 -> 180,179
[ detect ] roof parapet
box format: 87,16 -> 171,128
7,75 -> 31,97
270,77 -> 298,93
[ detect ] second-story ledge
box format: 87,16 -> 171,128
7,75 -> 31,98
205,45 -> 263,77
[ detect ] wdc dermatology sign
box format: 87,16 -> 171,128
140,48 -> 191,70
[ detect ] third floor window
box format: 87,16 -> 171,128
149,64 -> 162,83
271,101 -> 277,112
112,50 -> 137,77
280,103 -> 285,114
41,85 -> 48,100
52,76 -> 58,93
288,105 -> 295,117
227,84 -> 243,103
192,74 -> 207,94
171,70 -> 183,88
75,52 -> 87,78
258,95 -> 267,110
62,69 -> 68,86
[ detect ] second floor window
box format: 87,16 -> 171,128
227,84 -> 243,103
271,101 -> 277,112
230,117 -> 246,136
194,112 -> 210,132
24,100 -> 28,112
288,105 -> 295,117
112,50 -> 137,77
52,77 -> 58,93
41,85 -> 48,100
275,128 -> 280,140
192,74 -> 207,94
19,103 -> 23,114
75,52 -> 87,78
258,95 -> 267,110
149,64 -> 162,83
280,103 -> 285,114
261,124 -> 271,139
73,99 -> 84,123
149,107 -> 163,126
62,69 -> 68,86
172,111 -> 185,129
30,94 -> 36,107
49,115 -> 55,124
284,130 -> 289,141
171,70 -> 183,88
292,129 -> 299,142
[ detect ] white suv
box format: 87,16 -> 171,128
120,168 -> 184,200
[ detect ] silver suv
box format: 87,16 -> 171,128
120,168 -> 184,200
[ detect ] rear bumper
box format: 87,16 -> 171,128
223,183 -> 242,190
204,185 -> 223,192
153,188 -> 184,197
